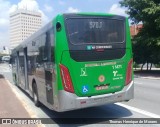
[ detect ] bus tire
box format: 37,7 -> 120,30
14,75 -> 17,86
32,82 -> 40,107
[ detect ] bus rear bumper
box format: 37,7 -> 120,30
56,81 -> 134,112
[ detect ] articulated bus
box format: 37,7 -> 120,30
11,13 -> 134,112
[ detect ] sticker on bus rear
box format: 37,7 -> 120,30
87,45 -> 112,50
82,85 -> 89,93
80,68 -> 87,76
87,45 -> 92,50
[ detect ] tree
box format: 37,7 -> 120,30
120,0 -> 160,70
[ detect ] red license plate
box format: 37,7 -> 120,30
95,85 -> 108,90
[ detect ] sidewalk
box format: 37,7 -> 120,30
134,70 -> 160,79
0,74 -> 37,127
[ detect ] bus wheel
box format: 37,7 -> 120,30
14,75 -> 17,86
33,82 -> 40,107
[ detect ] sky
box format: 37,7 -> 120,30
0,0 -> 128,50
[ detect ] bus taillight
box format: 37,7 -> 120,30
59,64 -> 74,93
125,59 -> 133,85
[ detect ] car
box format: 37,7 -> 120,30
2,56 -> 10,63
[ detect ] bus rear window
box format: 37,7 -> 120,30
66,18 -> 125,45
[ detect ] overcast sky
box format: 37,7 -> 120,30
0,0 -> 128,50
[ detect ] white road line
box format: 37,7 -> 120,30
116,103 -> 160,118
134,82 -> 143,85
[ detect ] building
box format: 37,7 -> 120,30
130,24 -> 143,38
10,9 -> 42,49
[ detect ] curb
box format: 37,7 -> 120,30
134,75 -> 160,80
5,79 -> 45,127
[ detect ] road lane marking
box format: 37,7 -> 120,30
116,103 -> 160,118
6,79 -> 45,127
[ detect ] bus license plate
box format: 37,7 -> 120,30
96,85 -> 108,90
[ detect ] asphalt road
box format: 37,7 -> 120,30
0,63 -> 160,127
123,78 -> 160,115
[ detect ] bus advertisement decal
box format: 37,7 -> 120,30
85,62 -> 116,68
112,64 -> 124,80
112,70 -> 123,80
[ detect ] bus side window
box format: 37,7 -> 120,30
45,31 -> 51,62
36,34 -> 47,63
10,54 -> 16,66
50,28 -> 54,63
46,28 -> 54,63
36,28 -> 54,65
36,38 -> 42,64
41,34 -> 47,62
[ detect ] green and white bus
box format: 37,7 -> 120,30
11,13 -> 134,112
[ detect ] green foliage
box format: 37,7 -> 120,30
133,62 -> 140,68
120,0 -> 160,66
155,64 -> 160,68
